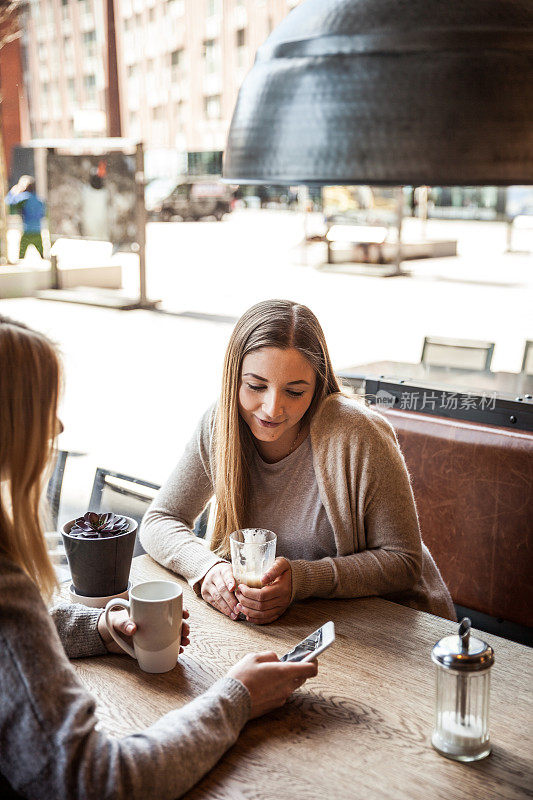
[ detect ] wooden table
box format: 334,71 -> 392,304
64,556 -> 533,800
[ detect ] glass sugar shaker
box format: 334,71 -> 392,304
431,617 -> 495,761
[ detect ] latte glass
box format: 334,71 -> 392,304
230,528 -> 277,589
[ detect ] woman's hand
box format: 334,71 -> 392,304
98,608 -> 191,654
228,650 -> 317,718
235,557 -> 292,624
201,562 -> 239,620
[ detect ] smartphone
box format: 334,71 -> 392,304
279,621 -> 335,663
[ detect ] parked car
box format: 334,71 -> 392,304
145,177 -> 233,221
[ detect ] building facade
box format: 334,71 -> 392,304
117,0 -> 299,157
23,0 -> 108,139
0,29 -> 29,177
21,0 -> 301,162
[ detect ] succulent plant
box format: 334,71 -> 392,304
69,512 -> 130,539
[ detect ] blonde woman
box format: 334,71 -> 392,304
141,299 -> 455,624
0,315 -> 316,800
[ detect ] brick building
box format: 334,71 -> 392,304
0,8 -> 30,179
18,0 -> 301,172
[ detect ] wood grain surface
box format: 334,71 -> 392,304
61,556 -> 533,800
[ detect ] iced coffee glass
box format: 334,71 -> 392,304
230,528 -> 277,589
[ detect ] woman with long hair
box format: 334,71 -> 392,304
0,315 -> 316,800
141,299 -> 455,625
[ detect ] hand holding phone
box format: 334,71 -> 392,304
280,621 -> 335,663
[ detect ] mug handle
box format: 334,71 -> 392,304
104,598 -> 135,658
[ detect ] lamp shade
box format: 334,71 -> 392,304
223,0 -> 533,186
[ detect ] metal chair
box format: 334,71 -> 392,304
46,449 -> 86,582
46,449 -> 69,530
89,468 -> 211,557
88,469 -> 159,557
421,336 -> 495,371
521,340 -> 533,375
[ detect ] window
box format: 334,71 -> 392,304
84,73 -> 97,103
67,77 -> 76,103
236,28 -> 246,68
129,110 -> 140,137
173,183 -> 188,198
51,81 -> 61,111
204,94 -> 221,120
171,48 -> 184,81
187,150 -> 222,176
174,101 -> 184,130
167,0 -> 184,13
152,106 -> 165,121
83,30 -> 97,57
127,64 -> 138,79
146,59 -> 156,93
64,37 -> 75,62
149,7 -> 155,22
203,39 -> 219,75
206,0 -> 221,17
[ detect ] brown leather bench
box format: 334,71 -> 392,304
380,408 -> 533,630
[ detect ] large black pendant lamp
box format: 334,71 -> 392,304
223,0 -> 533,186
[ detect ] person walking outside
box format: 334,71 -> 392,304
5,175 -> 46,260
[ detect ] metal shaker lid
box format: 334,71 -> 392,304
431,618 -> 495,672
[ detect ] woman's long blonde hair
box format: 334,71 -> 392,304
0,315 -> 60,601
211,299 -> 341,556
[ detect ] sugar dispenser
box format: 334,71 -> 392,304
431,617 -> 495,761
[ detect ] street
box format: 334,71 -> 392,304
2,209 -> 532,520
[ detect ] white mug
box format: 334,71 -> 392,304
104,580 -> 183,673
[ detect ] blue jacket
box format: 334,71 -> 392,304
5,190 -> 46,233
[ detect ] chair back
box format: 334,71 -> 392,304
522,340 -> 533,375
46,449 -> 69,530
89,470 -> 160,557
89,469 -> 212,557
421,335 -> 494,371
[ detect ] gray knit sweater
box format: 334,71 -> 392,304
141,394 -> 455,620
0,555 -> 250,800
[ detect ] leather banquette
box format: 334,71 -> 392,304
380,409 -> 533,629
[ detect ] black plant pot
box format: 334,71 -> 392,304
61,517 -> 137,598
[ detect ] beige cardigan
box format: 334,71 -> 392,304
141,394 -> 455,620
